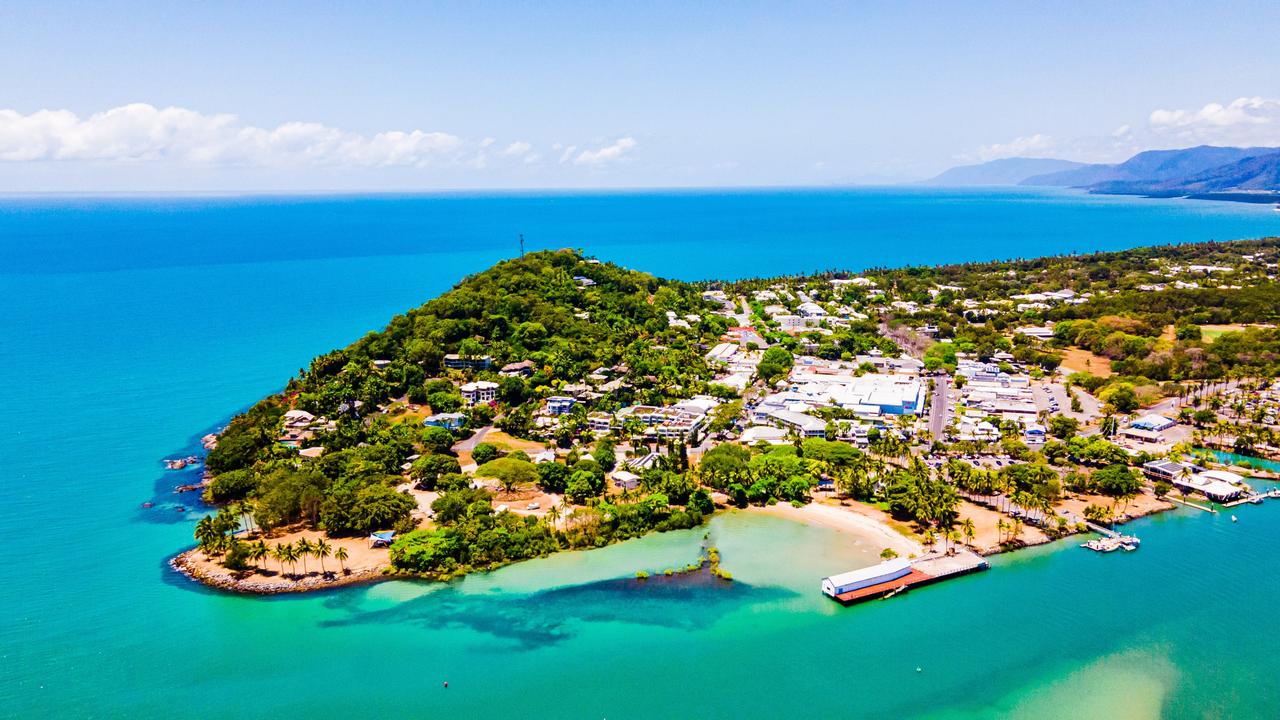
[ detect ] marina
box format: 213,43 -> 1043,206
1222,489 -> 1280,508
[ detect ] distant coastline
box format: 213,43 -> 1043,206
924,145 -> 1280,206
1182,191 -> 1280,205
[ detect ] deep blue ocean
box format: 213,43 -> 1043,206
3,188 -> 1280,719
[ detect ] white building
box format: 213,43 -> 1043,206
587,411 -> 614,433
283,409 -> 316,428
761,407 -> 827,437
1016,326 -> 1055,340
546,396 -> 577,415
1177,469 -> 1246,502
797,301 -> 828,318
613,397 -> 720,440
611,470 -> 642,491
782,366 -> 925,416
739,425 -> 791,444
775,314 -> 822,331
460,380 -> 498,407
1130,414 -> 1176,432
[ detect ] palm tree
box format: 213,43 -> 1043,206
1178,463 -> 1194,493
1118,490 -> 1137,517
295,538 -> 313,575
272,543 -> 290,575
230,501 -> 256,537
286,542 -> 302,576
996,518 -> 1008,544
334,546 -> 349,574
961,518 -> 975,548
947,530 -> 962,554
1010,490 -> 1032,519
1040,496 -> 1056,525
194,516 -> 218,553
546,504 -> 562,530
1100,414 -> 1118,438
250,540 -> 269,571
314,538 -> 331,575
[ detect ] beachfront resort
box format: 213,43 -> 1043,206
173,239 -> 1280,602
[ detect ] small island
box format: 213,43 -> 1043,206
173,238 -> 1280,596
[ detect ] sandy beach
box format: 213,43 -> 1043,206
171,528 -> 393,594
754,501 -> 922,558
1057,490 -> 1176,525
955,500 -> 1051,554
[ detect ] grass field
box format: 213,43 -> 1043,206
1060,347 -> 1113,377
482,430 -> 548,454
1200,323 -> 1269,342
382,400 -> 432,425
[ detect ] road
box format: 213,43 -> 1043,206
453,425 -> 493,454
929,374 -> 949,440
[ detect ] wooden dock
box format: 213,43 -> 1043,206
1222,489 -> 1280,508
1079,520 -> 1140,552
828,551 -> 988,605
1169,496 -> 1216,513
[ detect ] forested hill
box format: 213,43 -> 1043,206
292,249 -> 722,411
206,249 -> 728,475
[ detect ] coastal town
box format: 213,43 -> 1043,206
174,239 -> 1280,601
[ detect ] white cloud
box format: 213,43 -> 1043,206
502,141 -> 531,156
1147,97 -> 1280,146
0,103 -> 467,167
572,137 -> 637,166
500,141 -> 540,164
966,134 -> 1058,162
0,103 -> 596,172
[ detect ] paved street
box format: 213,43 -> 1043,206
929,374 -> 949,440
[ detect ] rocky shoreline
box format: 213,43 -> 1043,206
169,549 -> 389,595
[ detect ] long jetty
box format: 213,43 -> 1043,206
824,550 -> 988,606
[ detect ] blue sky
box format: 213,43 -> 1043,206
2,0 -> 1279,190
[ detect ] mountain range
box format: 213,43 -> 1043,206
916,157 -> 1087,186
925,145 -> 1280,200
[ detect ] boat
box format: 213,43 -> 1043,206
1231,515 -> 1238,523
1082,538 -> 1119,552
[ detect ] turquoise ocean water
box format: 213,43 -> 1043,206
4,188 -> 1280,719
